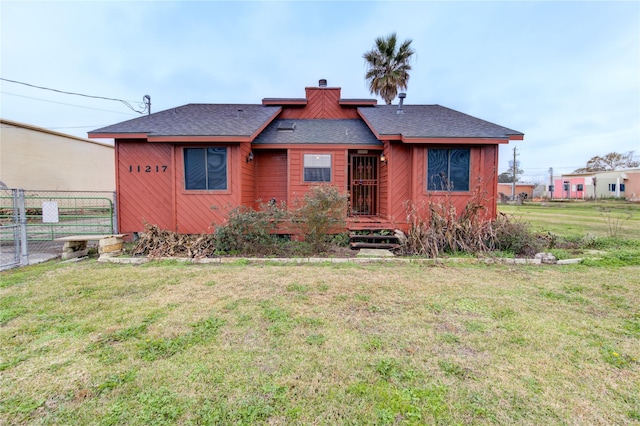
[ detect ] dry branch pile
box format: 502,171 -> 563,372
132,224 -> 216,258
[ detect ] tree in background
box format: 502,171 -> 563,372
497,167 -> 524,183
573,151 -> 639,173
363,33 -> 415,105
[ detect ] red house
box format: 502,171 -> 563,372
89,80 -> 523,236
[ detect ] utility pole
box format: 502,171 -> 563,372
511,146 -> 517,200
548,167 -> 554,200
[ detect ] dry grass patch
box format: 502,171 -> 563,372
1,260 -> 639,424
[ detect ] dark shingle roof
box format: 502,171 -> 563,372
89,102 -> 522,143
253,119 -> 382,146
90,104 -> 281,137
358,105 -> 523,139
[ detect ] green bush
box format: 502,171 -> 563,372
213,187 -> 348,256
293,184 -> 348,253
213,202 -> 288,256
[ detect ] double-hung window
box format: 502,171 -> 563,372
427,148 -> 470,192
184,147 -> 228,190
303,154 -> 331,182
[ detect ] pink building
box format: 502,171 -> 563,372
552,175 -> 590,199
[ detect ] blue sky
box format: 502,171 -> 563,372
1,1 -> 639,182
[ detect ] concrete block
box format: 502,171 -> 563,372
62,249 -> 88,260
535,252 -> 557,264
557,258 -> 583,265
64,241 -> 87,250
356,248 -> 395,258
99,243 -> 123,254
99,237 -> 123,247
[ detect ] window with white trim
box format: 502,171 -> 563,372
427,148 -> 470,191
184,147 -> 228,190
303,154 -> 331,182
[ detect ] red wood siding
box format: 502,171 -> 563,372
174,144 -> 241,233
406,145 -> 499,222
378,145 -> 389,218
386,143 -> 412,223
483,145 -> 499,218
115,141 -> 174,233
240,142 -> 255,207
255,150 -> 288,206
280,87 -> 359,119
288,148 -> 348,205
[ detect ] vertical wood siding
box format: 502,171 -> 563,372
255,150 -> 288,206
116,141 -> 174,233
378,145 -> 389,219
387,143 -> 412,223
483,145 -> 498,219
240,142 -> 255,207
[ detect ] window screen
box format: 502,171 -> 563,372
427,149 -> 470,191
184,147 -> 227,190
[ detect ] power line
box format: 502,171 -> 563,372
0,77 -> 150,114
1,91 -> 137,115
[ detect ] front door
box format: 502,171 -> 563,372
349,154 -> 379,216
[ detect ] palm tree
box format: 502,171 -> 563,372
363,33 -> 415,105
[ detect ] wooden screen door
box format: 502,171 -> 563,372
350,154 -> 379,216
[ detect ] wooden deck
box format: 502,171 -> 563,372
346,216 -> 408,232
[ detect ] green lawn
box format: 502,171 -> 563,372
1,259 -> 639,424
499,200 -> 640,240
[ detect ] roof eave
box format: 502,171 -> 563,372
262,98 -> 307,106
88,132 -> 148,139
339,99 -> 377,106
399,136 -> 513,144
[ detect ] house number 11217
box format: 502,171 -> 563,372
129,165 -> 168,173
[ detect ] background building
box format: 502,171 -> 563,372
1,118 -> 114,191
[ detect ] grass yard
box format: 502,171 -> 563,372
1,259 -> 639,425
499,200 -> 640,240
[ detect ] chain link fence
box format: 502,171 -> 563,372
1,189 -> 116,270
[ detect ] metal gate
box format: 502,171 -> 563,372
0,189 -> 116,270
19,190 -> 115,241
349,155 -> 379,216
0,189 -> 24,270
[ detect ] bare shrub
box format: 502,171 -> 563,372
597,207 -> 633,238
400,183 -> 543,258
400,185 -> 493,258
491,213 -> 544,257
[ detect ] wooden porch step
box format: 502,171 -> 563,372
349,234 -> 398,241
349,230 -> 400,250
350,242 -> 401,250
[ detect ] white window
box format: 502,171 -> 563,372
304,154 -> 331,182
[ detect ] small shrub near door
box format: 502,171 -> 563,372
293,184 -> 349,253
